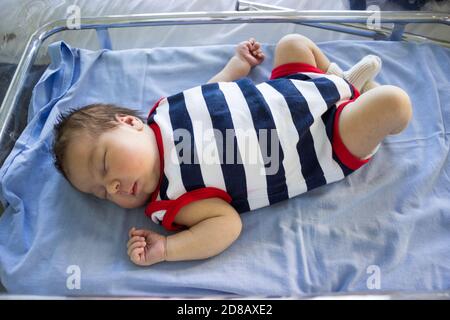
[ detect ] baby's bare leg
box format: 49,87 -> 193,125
273,35 -> 413,159
273,34 -> 381,92
338,85 -> 412,159
273,34 -> 330,71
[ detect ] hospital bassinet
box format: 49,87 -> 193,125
0,1 -> 449,298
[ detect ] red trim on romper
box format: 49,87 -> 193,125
332,87 -> 372,171
332,100 -> 369,170
162,188 -> 232,231
270,62 -> 325,80
145,200 -> 172,214
146,98 -> 233,232
147,97 -> 165,120
145,187 -> 232,232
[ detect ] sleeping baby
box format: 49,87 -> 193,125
52,34 -> 412,266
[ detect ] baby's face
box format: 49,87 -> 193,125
63,115 -> 160,209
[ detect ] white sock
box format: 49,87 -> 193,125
343,55 -> 382,92
361,80 -> 380,93
326,62 -> 344,77
327,57 -> 381,92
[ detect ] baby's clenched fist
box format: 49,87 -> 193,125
127,227 -> 167,266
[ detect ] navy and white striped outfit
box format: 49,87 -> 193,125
146,63 -> 373,231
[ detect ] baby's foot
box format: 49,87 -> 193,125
343,55 -> 382,92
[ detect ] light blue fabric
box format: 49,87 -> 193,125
0,40 -> 449,296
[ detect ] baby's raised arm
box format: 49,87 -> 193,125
127,198 -> 242,266
207,38 -> 265,83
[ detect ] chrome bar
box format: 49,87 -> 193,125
236,0 -> 449,43
54,11 -> 450,26
299,22 -> 383,39
336,22 -> 450,47
236,0 -> 295,12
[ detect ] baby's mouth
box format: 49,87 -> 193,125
131,182 -> 138,196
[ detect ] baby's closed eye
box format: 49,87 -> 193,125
103,150 -> 108,175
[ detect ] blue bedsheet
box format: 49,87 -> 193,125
0,40 -> 449,296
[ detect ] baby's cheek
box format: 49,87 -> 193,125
126,149 -> 148,168
114,151 -> 140,172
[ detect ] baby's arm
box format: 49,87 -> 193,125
127,198 -> 242,266
207,38 -> 265,83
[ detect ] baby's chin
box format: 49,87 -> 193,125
116,194 -> 151,209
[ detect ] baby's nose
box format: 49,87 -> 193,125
106,180 -> 121,195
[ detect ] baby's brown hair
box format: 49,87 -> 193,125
53,103 -> 142,178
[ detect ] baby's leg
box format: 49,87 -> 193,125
337,85 -> 412,159
273,35 -> 413,160
273,34 -> 381,93
273,34 -> 331,71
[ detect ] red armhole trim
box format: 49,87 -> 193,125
145,200 -> 173,216
270,62 -> 325,80
147,97 -> 165,119
162,188 -> 232,231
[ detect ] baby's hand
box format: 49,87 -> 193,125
235,38 -> 265,67
127,227 -> 167,266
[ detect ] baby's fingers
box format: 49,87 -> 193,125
251,41 -> 261,51
127,240 -> 146,257
252,49 -> 264,57
127,235 -> 145,248
130,247 -> 145,264
130,228 -> 151,238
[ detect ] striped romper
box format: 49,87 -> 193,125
146,63 -> 375,231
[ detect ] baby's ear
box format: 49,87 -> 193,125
115,114 -> 144,130
115,113 -> 132,125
